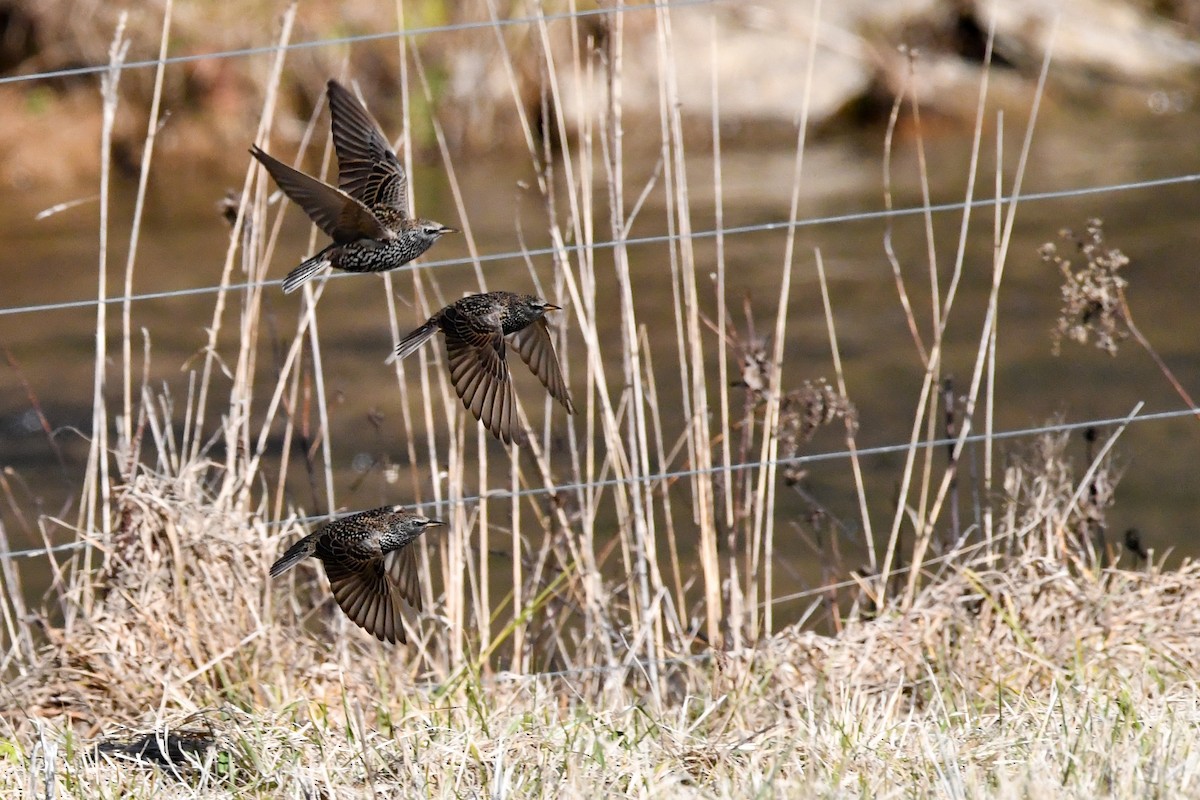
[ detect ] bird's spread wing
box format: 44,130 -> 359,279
511,318 -> 575,413
385,545 -> 423,612
325,553 -> 407,645
442,308 -> 515,444
250,145 -> 390,242
326,80 -> 410,218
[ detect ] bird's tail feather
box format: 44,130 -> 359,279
282,246 -> 335,294
269,534 -> 317,577
388,319 -> 439,364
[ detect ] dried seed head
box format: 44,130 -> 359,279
1042,218 -> 1130,356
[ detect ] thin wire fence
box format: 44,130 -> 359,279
3,405 -> 1194,563
6,172 -> 1199,319
0,0 -> 719,88
440,512 -> 1060,688
2,1 -> 1196,668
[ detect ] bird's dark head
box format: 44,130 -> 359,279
376,507 -> 446,551
417,220 -> 457,240
523,296 -> 561,317
383,504 -> 444,530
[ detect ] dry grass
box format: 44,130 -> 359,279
3,3 -> 1199,798
4,460 -> 1199,797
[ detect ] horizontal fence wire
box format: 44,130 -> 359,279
3,405 -> 1195,563
449,514 -> 1044,688
5,172 -> 1200,319
0,0 -> 720,88
3,2 -> 1197,666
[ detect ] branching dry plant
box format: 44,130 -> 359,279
1043,217 -> 1200,417
2,3 -> 1199,798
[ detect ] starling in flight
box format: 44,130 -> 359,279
269,505 -> 443,644
392,291 -> 575,445
250,79 -> 456,294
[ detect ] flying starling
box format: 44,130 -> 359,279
269,505 -> 443,644
392,291 -> 575,445
250,79 -> 456,294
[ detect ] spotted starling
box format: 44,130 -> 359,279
269,505 -> 443,644
250,79 -> 456,294
392,291 -> 575,445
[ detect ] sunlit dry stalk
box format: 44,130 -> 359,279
728,297 -> 763,636
0,516 -> 31,669
271,359 -> 303,522
750,258 -> 793,640
80,15 -> 129,618
250,88 -> 340,517
653,1 -> 718,655
813,249 -> 874,570
299,228 -> 336,516
120,0 -> 172,454
190,5 -> 295,469
708,20 -> 740,648
242,92 -> 337,513
896,53 -> 944,601
927,11 -> 998,553
482,0 -> 609,666
880,88 -> 927,366
634,325 -> 686,626
603,4 -> 663,686
410,39 -> 500,656
531,7 -> 627,663
877,9 -> 998,603
749,0 -> 822,638
481,0 -> 544,663
902,14 -> 1059,606
985,114 -> 1004,546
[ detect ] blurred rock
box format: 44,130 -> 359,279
975,0 -> 1200,81
510,0 -> 1200,144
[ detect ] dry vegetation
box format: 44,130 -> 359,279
2,3 -> 1199,798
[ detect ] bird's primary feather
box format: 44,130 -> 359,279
249,145 -> 389,242
511,317 -> 575,413
327,80 -> 410,217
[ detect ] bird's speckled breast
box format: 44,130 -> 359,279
333,235 -> 436,274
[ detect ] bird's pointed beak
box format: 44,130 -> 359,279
425,518 -> 446,527
438,226 -> 458,235
543,302 -> 562,311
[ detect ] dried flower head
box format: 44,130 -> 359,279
1040,218 -> 1130,356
